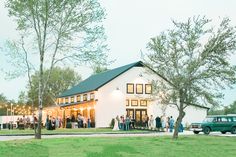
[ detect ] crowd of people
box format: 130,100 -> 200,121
65,114 -> 91,129
113,115 -> 133,131
15,115 -> 38,129
113,114 -> 184,132
45,116 -> 63,130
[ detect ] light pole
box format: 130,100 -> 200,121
10,103 -> 14,129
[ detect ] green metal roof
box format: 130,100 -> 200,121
59,61 -> 144,97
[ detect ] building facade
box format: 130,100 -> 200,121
58,61 -> 209,128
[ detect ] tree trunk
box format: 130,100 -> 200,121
35,53 -> 44,139
173,107 -> 185,139
173,91 -> 185,139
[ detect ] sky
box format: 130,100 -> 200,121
0,0 -> 236,105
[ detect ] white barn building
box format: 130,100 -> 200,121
58,61 -> 209,128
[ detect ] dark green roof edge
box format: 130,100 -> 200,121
59,61 -> 144,97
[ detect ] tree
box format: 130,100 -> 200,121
28,67 -> 81,107
0,93 -> 8,116
144,16 -> 236,139
5,0 -> 108,139
224,101 -> 236,114
92,64 -> 108,74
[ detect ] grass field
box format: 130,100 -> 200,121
0,136 -> 235,157
0,128 -> 147,135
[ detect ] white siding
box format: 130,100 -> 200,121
95,66 -> 208,127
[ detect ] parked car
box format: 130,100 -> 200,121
190,115 -> 236,135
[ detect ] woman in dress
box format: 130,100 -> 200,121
149,115 -> 154,129
161,115 -> 166,131
113,115 -> 120,131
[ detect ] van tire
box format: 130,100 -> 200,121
203,127 -> 210,135
231,127 -> 236,134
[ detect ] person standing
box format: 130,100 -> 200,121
149,115 -> 154,129
56,117 -> 59,128
87,117 -> 91,128
161,115 -> 166,131
155,116 -> 161,131
120,116 -> 124,130
46,115 -> 49,130
169,116 -> 174,132
125,115 -> 130,131
113,115 -> 120,131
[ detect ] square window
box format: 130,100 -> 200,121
136,84 -> 143,94
127,83 -> 134,94
145,84 -> 152,94
126,99 -> 129,106
131,100 -> 138,106
140,100 -> 147,107
83,94 -> 88,101
77,95 -> 81,102
70,97 -> 74,103
65,97 -> 69,104
90,93 -> 95,100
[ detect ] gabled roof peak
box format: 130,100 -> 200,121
59,61 -> 144,97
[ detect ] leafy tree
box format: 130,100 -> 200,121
224,101 -> 236,114
0,93 -> 8,116
28,67 -> 81,107
144,16 -> 236,139
5,0 -> 108,139
17,91 -> 28,105
92,64 -> 109,74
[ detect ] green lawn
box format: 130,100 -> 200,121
0,136 -> 235,157
0,128 -> 147,135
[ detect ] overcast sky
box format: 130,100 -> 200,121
0,0 -> 236,105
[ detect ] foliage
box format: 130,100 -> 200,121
110,118 -> 115,128
208,101 -> 236,115
144,16 -> 236,138
92,64 -> 109,74
0,93 -> 8,116
5,0 -> 108,139
28,67 -> 81,107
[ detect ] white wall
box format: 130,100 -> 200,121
95,66 -> 162,127
149,101 -> 207,127
95,66 -> 208,127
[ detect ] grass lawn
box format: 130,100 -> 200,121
0,136 -> 235,157
0,128 -> 147,135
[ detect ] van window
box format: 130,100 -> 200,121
233,117 -> 236,122
221,117 -> 228,122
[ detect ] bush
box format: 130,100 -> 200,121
110,118 -> 115,128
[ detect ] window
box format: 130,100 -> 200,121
145,84 -> 152,94
127,83 -> 134,94
57,98 -> 61,104
233,117 -> 236,122
221,117 -> 228,122
90,93 -> 95,100
65,97 -> 69,104
136,84 -> 143,94
126,99 -> 129,107
70,97 -> 74,103
77,95 -> 81,102
131,100 -> 138,106
83,94 -> 88,101
140,100 -> 147,107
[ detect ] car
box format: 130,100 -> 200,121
190,115 -> 236,135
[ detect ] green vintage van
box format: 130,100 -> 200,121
190,115 -> 236,135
